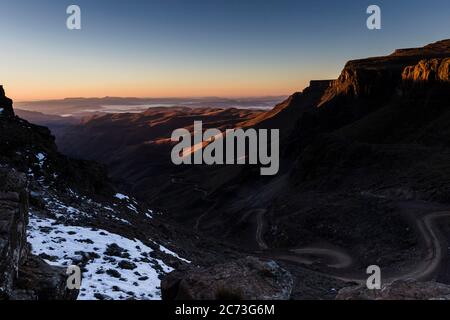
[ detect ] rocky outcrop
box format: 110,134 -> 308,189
402,58 -> 450,82
318,39 -> 450,107
0,168 -> 77,300
0,86 -> 14,117
336,280 -> 450,300
162,257 -> 293,300
0,169 -> 29,298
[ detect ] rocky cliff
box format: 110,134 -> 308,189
0,168 -> 76,300
402,58 -> 450,82
319,39 -> 450,106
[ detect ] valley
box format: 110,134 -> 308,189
9,39 -> 450,300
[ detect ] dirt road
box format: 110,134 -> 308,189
258,210 -> 450,284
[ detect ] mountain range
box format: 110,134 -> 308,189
4,39 -> 450,300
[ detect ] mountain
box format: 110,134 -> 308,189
4,39 -> 450,300
45,39 -> 450,299
15,96 -> 285,117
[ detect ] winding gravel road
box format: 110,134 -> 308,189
257,209 -> 450,284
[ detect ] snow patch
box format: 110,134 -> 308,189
158,243 -> 191,264
28,214 -> 173,300
36,153 -> 46,168
115,193 -> 129,200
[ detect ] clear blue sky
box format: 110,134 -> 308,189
0,0 -> 449,100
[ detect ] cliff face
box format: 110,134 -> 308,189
319,39 -> 450,107
402,58 -> 450,82
0,169 -> 28,298
0,168 -> 76,300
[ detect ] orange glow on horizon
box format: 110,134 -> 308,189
6,80 -> 311,102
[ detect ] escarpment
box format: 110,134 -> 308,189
319,39 -> 450,107
402,58 -> 450,82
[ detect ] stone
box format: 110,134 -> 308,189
161,257 -> 293,300
402,58 -> 450,82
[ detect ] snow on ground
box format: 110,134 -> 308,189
28,213 -> 174,300
153,241 -> 191,264
35,153 -> 46,169
115,193 -> 129,200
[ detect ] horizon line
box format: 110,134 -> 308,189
14,94 -> 294,104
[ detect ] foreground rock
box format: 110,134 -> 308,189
0,168 -> 77,300
336,280 -> 450,300
162,257 -> 293,300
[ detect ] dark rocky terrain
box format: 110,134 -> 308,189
0,167 -> 76,300
336,279 -> 450,300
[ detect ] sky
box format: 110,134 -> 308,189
0,0 -> 449,101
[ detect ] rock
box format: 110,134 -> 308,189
0,86 -> 14,117
105,243 -> 130,258
118,260 -> 137,270
0,169 -> 29,297
336,280 -> 450,300
0,168 -> 78,300
161,257 -> 293,300
402,58 -> 450,82
106,269 -> 122,278
12,255 -> 79,300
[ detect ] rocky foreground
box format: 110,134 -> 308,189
0,87 -> 193,300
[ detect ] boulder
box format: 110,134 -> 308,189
161,257 -> 293,300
